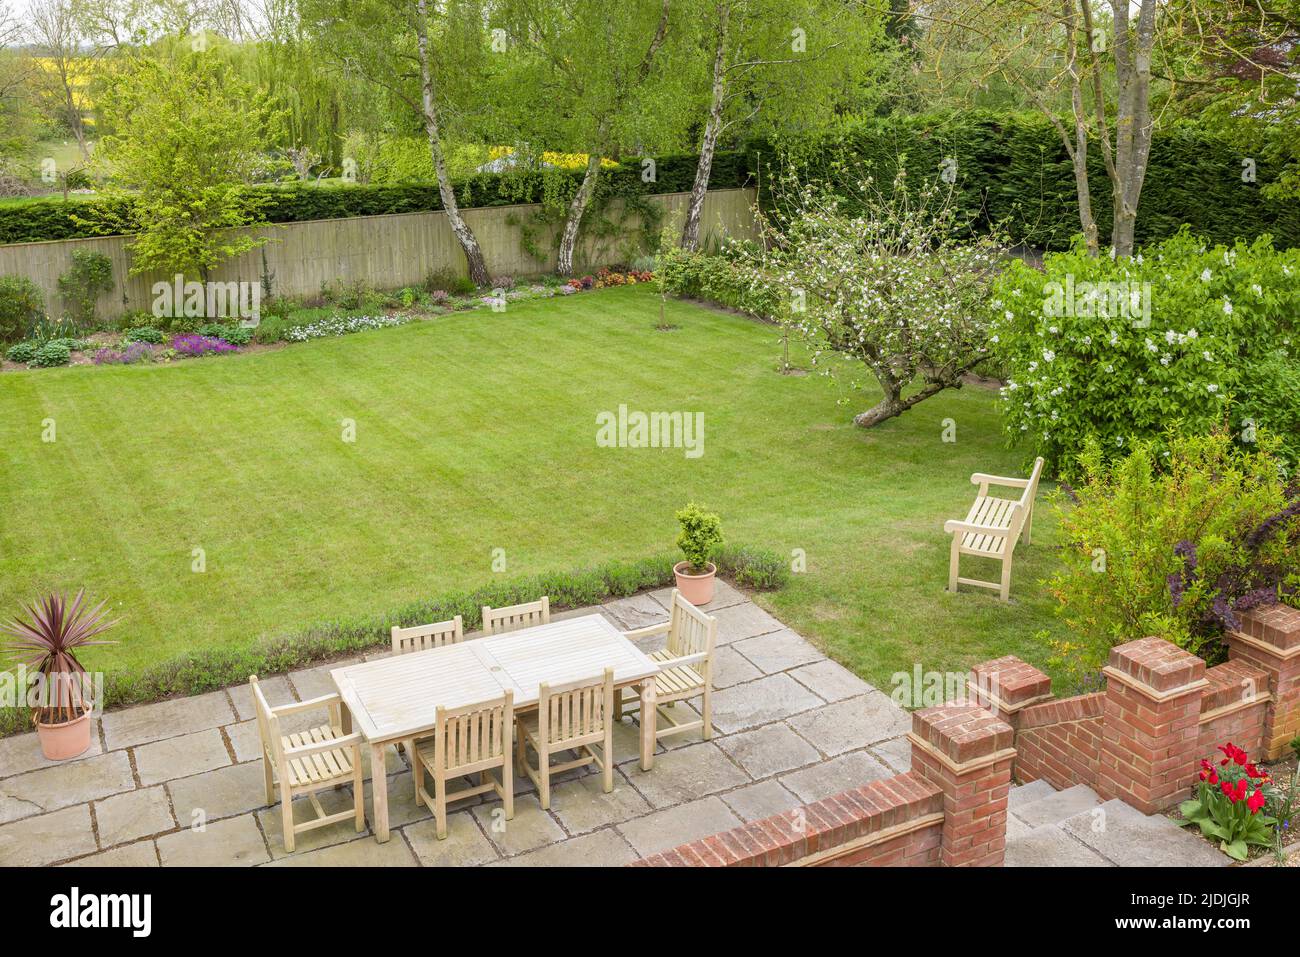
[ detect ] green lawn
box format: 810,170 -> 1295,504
0,286 -> 1071,692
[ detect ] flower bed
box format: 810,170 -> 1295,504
1179,740 -> 1299,861
282,313 -> 412,342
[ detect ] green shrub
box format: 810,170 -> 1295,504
56,249 -> 113,329
0,275 -> 45,343
0,546 -> 786,736
1046,430 -> 1300,677
5,341 -> 37,363
675,503 -> 724,572
30,340 -> 71,367
657,245 -> 780,318
124,326 -> 164,344
993,230 -> 1300,474
713,544 -> 792,590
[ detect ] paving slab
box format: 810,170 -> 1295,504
134,727 -> 231,786
1006,811 -> 1035,841
789,659 -> 876,702
0,750 -> 135,824
472,799 -> 565,856
705,601 -> 786,644
868,736 -> 912,773
719,779 -> 805,823
62,842 -> 159,867
265,835 -> 416,867
285,658 -> 362,702
93,786 -> 175,846
617,795 -> 742,857
1061,799 -> 1230,867
733,629 -> 824,674
620,741 -> 749,809
1012,784 -> 1103,828
157,813 -> 270,867
779,750 -> 894,804
715,722 -> 821,779
227,675 -> 297,722
403,813 -> 500,866
226,720 -> 262,764
0,804 -> 97,865
0,724 -> 104,780
786,693 -> 911,755
548,770 -> 652,835
167,760 -> 273,824
363,772 -> 435,831
493,828 -> 640,867
1005,825 -> 1114,867
649,579 -> 747,613
1008,779 -> 1057,810
101,690 -> 236,750
259,788 -> 365,859
601,593 -> 669,631
709,674 -> 824,734
711,645 -> 764,688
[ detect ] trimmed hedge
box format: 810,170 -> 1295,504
746,112 -> 1300,250
0,545 -> 790,737
0,151 -> 754,245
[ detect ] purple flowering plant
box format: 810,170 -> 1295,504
170,334 -> 238,357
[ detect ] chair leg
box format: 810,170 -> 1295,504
538,749 -> 551,810
601,734 -> 614,794
410,740 -> 424,807
999,557 -> 1012,602
515,726 -> 526,776
262,753 -> 274,805
948,537 -> 961,592
502,750 -> 514,821
353,754 -> 365,832
1024,501 -> 1034,545
434,772 -> 447,840
279,782 -> 296,853
701,685 -> 713,740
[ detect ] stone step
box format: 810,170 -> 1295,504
1059,799 -> 1230,867
1004,824 -> 1113,867
1011,783 -> 1102,828
1007,779 -> 1056,810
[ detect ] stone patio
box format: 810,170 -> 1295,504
0,581 -> 912,867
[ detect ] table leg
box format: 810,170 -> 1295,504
639,677 -> 656,771
371,743 -> 390,843
340,702 -> 352,735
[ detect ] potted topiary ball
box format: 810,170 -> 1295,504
673,503 -> 723,605
2,590 -> 118,760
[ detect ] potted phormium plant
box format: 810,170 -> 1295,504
2,590 -> 118,760
673,503 -> 723,605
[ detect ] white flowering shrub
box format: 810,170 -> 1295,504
739,172 -> 1004,427
283,314 -> 412,342
993,230 -> 1300,472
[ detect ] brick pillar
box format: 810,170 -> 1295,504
1098,637 -> 1207,814
969,655 -> 1053,725
1227,603 -> 1300,761
908,704 -> 1016,867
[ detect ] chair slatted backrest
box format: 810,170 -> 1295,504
392,616 -> 464,655
482,597 -> 550,636
435,692 -> 514,775
667,590 -> 716,663
248,675 -> 283,764
537,669 -> 614,748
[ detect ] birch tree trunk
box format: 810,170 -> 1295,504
415,0 -> 490,286
681,4 -> 731,251
1104,0 -> 1156,257
557,151 -> 603,276
1060,0 -> 1099,255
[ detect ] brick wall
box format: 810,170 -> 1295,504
1014,692 -> 1103,791
632,704 -> 1012,867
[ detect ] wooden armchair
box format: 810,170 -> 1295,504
943,456 -> 1045,602
249,674 -> 365,853
619,589 -> 717,742
391,615 -> 463,655
482,597 -> 549,636
412,691 -> 515,840
516,668 -> 615,809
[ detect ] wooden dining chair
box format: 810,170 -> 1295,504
412,691 -> 515,840
391,616 -> 465,762
516,668 -> 615,809
391,615 -> 463,654
482,596 -> 550,636
249,674 -> 365,853
619,589 -> 717,742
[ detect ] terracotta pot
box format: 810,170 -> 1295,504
673,561 -> 717,605
36,711 -> 92,761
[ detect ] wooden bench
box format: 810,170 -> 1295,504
943,457 -> 1045,602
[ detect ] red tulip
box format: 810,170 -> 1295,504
1246,789 -> 1266,814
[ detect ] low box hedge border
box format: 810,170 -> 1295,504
0,543 -> 789,738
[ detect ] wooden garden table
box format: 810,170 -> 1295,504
331,614 -> 661,842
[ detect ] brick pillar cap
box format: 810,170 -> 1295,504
970,655 -> 1052,708
1235,603 -> 1300,652
911,704 -> 1013,766
1108,636 -> 1205,692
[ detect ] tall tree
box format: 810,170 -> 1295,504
495,0 -> 686,276
302,0 -> 493,284
30,0 -> 93,160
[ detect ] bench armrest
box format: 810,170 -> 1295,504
283,731 -> 363,758
969,472 -> 1031,489
623,621 -> 670,641
944,519 -> 1013,538
656,651 -> 709,670
271,692 -> 341,717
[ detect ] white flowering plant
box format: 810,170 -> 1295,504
283,314 -> 412,342
993,229 -> 1300,473
738,170 -> 1005,427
